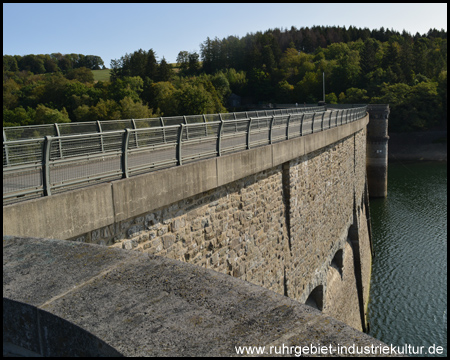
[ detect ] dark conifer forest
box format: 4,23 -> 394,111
3,26 -> 447,132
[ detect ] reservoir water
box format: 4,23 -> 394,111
368,161 -> 447,357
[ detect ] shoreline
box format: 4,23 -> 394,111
387,130 -> 447,162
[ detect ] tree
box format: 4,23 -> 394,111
382,40 -> 403,82
247,68 -> 272,101
329,50 -> 361,95
18,55 -> 46,74
400,40 -> 414,84
3,78 -> 21,109
360,38 -> 378,75
127,49 -> 147,78
119,96 -> 154,119
200,37 -> 214,73
223,68 -> 247,96
3,55 -> 19,72
294,71 -> 321,103
73,104 -> 92,122
413,38 -> 428,76
437,70 -> 447,128
144,49 -> 158,80
65,67 -> 94,83
157,57 -> 173,82
325,92 -> 338,104
341,88 -> 369,104
110,58 -> 124,81
188,52 -> 200,75
109,76 -> 143,102
58,55 -> 73,71
279,48 -> 301,82
89,99 -> 121,120
261,45 -> 276,72
175,83 -> 211,115
176,51 -> 189,74
275,80 -> 294,103
43,57 -> 59,73
210,72 -> 231,103
34,104 -> 70,124
148,81 -> 178,116
3,106 -> 36,127
82,55 -> 104,70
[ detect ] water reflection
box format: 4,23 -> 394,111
368,162 -> 447,357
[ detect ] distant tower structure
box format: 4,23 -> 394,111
366,104 -> 389,198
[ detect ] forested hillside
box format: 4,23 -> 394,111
3,26 -> 447,132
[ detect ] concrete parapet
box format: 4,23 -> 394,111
2,182 -> 114,240
113,157 -> 218,222
3,236 -> 397,357
217,145 -> 273,187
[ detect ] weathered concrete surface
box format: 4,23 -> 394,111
217,145 -> 273,187
4,298 -> 122,357
113,157 -> 219,222
2,183 -> 114,240
3,236 -> 398,357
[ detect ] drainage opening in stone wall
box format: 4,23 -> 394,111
305,285 -> 324,311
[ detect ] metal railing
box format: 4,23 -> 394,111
3,105 -> 324,169
3,105 -> 325,142
3,106 -> 367,204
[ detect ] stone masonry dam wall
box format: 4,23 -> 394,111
3,114 -> 372,332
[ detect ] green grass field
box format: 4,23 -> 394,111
92,69 -> 111,82
91,63 -> 182,81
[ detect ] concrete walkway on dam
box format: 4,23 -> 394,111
3,236 -> 400,357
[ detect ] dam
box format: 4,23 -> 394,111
3,105 -> 394,356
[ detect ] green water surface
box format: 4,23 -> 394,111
368,162 -> 447,357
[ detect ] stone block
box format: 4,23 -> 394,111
162,234 -> 176,249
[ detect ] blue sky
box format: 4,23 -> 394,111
3,3 -> 447,68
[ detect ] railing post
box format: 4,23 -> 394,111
336,110 -> 339,127
311,112 -> 316,134
3,129 -> 10,167
131,119 -> 139,148
122,129 -> 131,179
246,118 -> 252,149
203,114 -> 208,136
328,111 -> 333,130
96,120 -> 104,153
341,110 -> 344,125
160,117 -> 166,143
269,116 -> 275,144
217,115 -> 224,157
177,124 -> 184,166
183,116 -> 189,140
54,123 -> 63,159
286,114 -> 291,140
233,112 -> 238,132
43,136 -> 52,196
321,112 -> 325,131
300,114 -> 305,136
